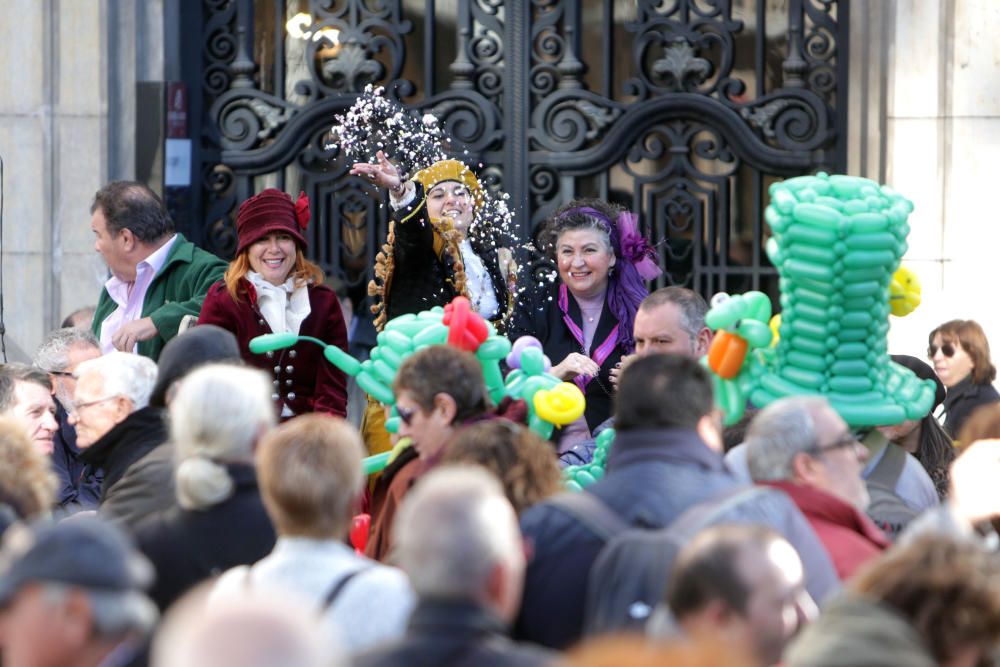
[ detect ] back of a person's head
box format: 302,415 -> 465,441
0,417 -> 56,521
443,420 -> 562,514
74,352 -> 158,411
257,414 -> 364,539
0,364 -> 52,412
154,585 -> 342,667
393,345 -> 489,423
666,524 -> 784,620
149,325 -> 242,408
170,364 -> 275,511
614,354 -> 713,431
957,403 -> 1000,450
744,396 -> 827,482
849,535 -> 1000,665
394,465 -> 521,601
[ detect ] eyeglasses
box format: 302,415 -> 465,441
810,430 -> 864,456
927,343 -> 956,358
68,396 -> 119,415
396,405 -> 417,426
41,369 -> 74,378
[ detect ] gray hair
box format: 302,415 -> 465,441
34,328 -> 100,373
395,466 -> 522,600
169,364 -> 275,511
745,396 -> 827,482
74,352 -> 157,411
639,287 -> 709,341
42,584 -> 158,638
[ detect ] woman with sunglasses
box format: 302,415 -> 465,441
928,319 -> 1000,440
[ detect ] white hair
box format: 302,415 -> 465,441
745,396 -> 828,482
169,364 -> 275,511
33,327 -> 99,372
153,586 -> 342,667
74,351 -> 157,410
394,465 -> 522,600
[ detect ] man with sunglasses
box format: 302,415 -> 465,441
33,327 -> 103,511
745,396 -> 890,580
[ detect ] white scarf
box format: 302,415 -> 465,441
247,272 -> 311,335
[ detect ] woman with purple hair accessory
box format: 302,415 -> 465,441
508,199 -> 661,448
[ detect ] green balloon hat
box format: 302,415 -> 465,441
704,172 -> 936,428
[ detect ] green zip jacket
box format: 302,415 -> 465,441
90,234 -> 228,361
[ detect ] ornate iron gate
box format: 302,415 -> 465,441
178,0 -> 847,302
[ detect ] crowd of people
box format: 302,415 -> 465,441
0,170 -> 997,667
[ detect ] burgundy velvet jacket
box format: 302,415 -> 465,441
197,280 -> 348,418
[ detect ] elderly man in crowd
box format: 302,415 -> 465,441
33,328 -> 103,510
0,518 -> 157,667
744,396 -> 890,579
71,351 -> 165,525
215,414 -> 414,655
0,364 -> 58,456
356,466 -> 554,667
89,181 -> 226,360
663,524 -> 817,667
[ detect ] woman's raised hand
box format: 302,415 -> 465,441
350,150 -> 404,194
552,352 -> 601,381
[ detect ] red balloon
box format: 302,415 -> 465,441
443,296 -> 489,352
350,513 -> 371,554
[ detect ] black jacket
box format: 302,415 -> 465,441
135,463 -> 276,611
515,428 -> 741,649
941,375 -> 1000,439
51,401 -> 102,511
354,598 -> 554,667
78,406 -> 168,504
372,183 -> 508,328
508,282 -> 626,431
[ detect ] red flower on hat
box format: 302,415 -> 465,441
294,192 -> 310,230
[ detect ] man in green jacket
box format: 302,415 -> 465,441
89,181 -> 227,361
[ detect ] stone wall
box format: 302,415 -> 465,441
880,0 -> 1000,361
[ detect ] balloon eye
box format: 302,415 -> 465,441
710,292 -> 730,308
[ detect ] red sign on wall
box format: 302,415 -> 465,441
166,82 -> 188,139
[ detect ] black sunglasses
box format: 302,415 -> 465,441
927,343 -> 956,358
396,405 -> 417,426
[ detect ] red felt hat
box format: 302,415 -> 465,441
235,189 -> 310,254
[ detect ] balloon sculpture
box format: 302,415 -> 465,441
703,172 -> 936,428
563,427 -> 615,490
249,296 -> 585,472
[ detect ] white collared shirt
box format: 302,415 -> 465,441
459,240 -> 499,319
99,234 -> 178,353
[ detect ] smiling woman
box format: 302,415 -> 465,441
508,199 -> 662,446
197,189 -> 349,419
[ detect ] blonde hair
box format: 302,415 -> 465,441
257,415 -> 364,539
0,417 -> 56,518
169,364 -> 275,510
223,249 -> 325,303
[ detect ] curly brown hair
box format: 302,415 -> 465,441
0,417 -> 56,518
443,420 -> 562,515
849,535 -> 1000,664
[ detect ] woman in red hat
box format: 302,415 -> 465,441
197,189 -> 348,419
